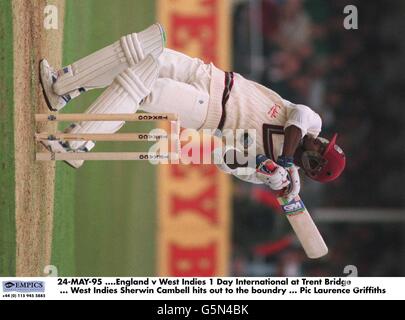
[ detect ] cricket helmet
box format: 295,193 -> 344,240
301,133 -> 346,183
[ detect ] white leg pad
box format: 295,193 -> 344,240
54,23 -> 165,95
68,55 -> 159,150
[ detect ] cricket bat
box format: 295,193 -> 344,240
263,160 -> 328,259
277,195 -> 328,259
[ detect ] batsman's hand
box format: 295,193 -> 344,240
283,165 -> 301,202
276,155 -> 301,202
256,155 -> 290,191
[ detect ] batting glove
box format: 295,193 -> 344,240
256,155 -> 290,191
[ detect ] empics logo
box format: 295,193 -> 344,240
2,281 -> 45,293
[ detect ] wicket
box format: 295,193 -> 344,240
35,113 -> 181,161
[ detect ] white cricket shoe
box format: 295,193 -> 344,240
39,59 -> 68,111
40,124 -> 95,169
40,140 -> 84,169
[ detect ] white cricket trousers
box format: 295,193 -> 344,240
69,49 -> 212,151
141,48 -> 211,130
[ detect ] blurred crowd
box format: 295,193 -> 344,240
234,0 -> 405,206
231,0 -> 405,276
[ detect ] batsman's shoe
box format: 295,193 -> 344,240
40,59 -> 69,111
40,124 -> 96,169
40,140 -> 81,169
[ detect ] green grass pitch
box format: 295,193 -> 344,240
0,0 -> 158,277
0,0 -> 16,277
53,0 -> 158,276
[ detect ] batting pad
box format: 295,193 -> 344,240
68,55 -> 159,150
53,23 -> 165,96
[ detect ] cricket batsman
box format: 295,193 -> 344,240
40,23 -> 346,201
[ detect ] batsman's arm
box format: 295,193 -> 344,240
280,125 -> 302,159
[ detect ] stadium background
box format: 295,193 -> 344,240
0,0 -> 404,277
